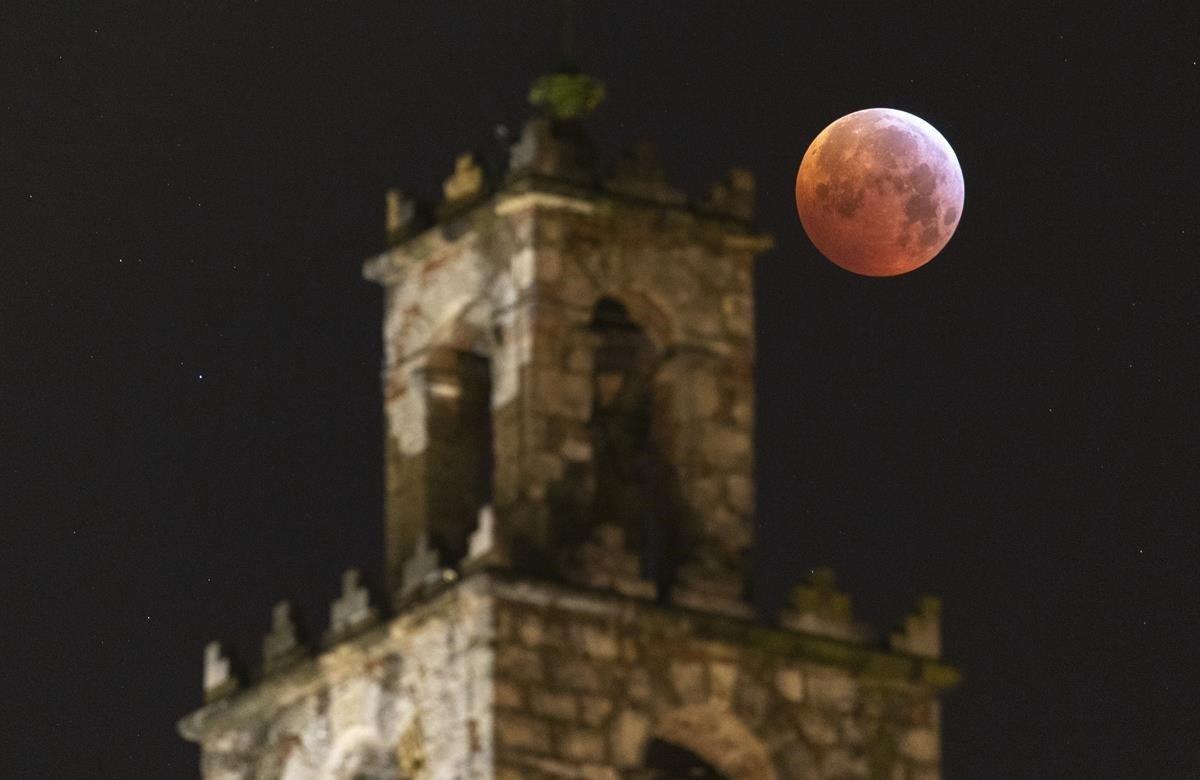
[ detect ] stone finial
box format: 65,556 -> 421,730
440,152 -> 486,210
567,523 -> 656,600
385,189 -> 428,246
398,532 -> 453,602
466,505 -> 497,564
262,600 -> 307,674
671,558 -> 753,619
889,596 -> 942,659
778,568 -> 873,643
202,641 -> 239,703
327,568 -> 379,642
604,139 -> 686,205
705,167 -> 756,221
507,114 -> 598,182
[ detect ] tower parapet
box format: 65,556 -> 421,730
438,152 -> 489,219
890,595 -> 944,659
703,167 -> 757,221
385,189 -> 430,246
777,567 -> 874,643
324,568 -> 381,645
261,601 -> 307,675
604,140 -> 687,206
201,642 -> 239,704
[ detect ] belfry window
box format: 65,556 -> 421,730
423,347 -> 493,561
638,738 -> 728,779
586,298 -> 658,571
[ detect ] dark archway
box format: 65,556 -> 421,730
646,703 -> 779,780
423,346 -> 493,562
638,738 -> 729,779
586,298 -> 672,584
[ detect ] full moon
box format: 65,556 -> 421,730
795,108 -> 964,277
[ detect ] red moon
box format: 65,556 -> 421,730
795,108 -> 964,277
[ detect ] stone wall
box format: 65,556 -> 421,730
490,576 -> 948,780
180,573 -> 954,779
364,183 -> 770,612
179,579 -> 495,779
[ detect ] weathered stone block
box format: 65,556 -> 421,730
688,306 -> 725,339
731,397 -> 753,428
701,423 -> 752,470
841,715 -> 865,745
531,690 -> 577,722
689,477 -> 722,509
496,645 -> 543,683
579,696 -> 614,727
550,659 -> 604,693
559,437 -> 593,463
722,293 -> 753,338
799,710 -> 840,747
558,269 -> 599,308
806,667 -> 860,713
900,727 -> 940,763
726,474 -> 755,516
610,709 -> 650,768
537,249 -> 563,282
731,677 -> 773,729
495,680 -> 524,710
775,667 -> 805,703
558,727 -> 607,762
626,668 -> 652,704
709,662 -> 738,703
518,614 -> 545,648
576,625 -> 620,661
537,369 -> 592,420
565,344 -> 593,374
776,739 -> 819,778
670,660 -> 707,704
823,748 -> 869,778
497,714 -> 551,752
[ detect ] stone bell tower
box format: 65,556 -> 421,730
178,69 -> 958,779
371,69 -> 762,619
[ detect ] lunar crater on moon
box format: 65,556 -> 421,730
796,108 -> 965,276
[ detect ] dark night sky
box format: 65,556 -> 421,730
3,2 -> 1198,776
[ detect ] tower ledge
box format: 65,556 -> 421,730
180,569 -> 959,750
366,173 -> 771,289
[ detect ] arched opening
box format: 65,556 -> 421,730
643,703 -> 778,780
586,298 -> 660,578
639,739 -> 729,778
423,346 -> 494,562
